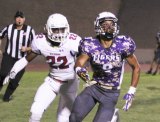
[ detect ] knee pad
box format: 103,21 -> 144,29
29,113 -> 42,122
111,108 -> 120,122
57,107 -> 70,122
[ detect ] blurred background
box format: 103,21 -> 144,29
0,0 -> 160,63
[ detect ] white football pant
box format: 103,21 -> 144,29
29,76 -> 79,122
57,76 -> 79,122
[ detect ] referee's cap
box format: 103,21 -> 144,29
14,11 -> 25,18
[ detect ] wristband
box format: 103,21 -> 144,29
75,67 -> 82,73
128,86 -> 136,94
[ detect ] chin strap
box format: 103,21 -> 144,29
101,33 -> 114,40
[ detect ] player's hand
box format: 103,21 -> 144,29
75,67 -> 90,82
3,75 -> 10,85
122,93 -> 134,111
122,86 -> 136,111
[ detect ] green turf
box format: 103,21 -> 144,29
0,71 -> 160,122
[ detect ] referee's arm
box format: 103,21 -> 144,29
0,26 -> 7,55
0,39 -> 2,55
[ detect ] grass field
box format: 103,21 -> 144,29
0,71 -> 160,122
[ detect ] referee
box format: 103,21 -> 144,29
146,31 -> 160,75
0,11 -> 35,102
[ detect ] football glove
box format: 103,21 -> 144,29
122,86 -> 136,111
3,75 -> 10,85
75,67 -> 90,82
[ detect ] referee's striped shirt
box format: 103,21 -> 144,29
0,24 -> 35,59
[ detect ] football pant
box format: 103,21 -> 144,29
30,76 -> 61,121
57,76 -> 79,122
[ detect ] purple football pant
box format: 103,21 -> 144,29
69,84 -> 120,122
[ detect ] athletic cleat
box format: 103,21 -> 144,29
3,96 -> 13,102
152,71 -> 157,75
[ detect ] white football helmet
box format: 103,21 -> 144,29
94,12 -> 119,39
46,13 -> 70,43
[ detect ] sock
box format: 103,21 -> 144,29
3,86 -> 14,100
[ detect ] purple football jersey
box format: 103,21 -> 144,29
80,35 -> 136,87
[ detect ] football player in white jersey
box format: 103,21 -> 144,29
3,13 -> 81,122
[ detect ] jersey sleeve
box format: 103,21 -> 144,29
79,37 -> 93,56
0,26 -> 7,39
67,33 -> 82,53
30,28 -> 36,42
120,36 -> 136,58
31,34 -> 44,54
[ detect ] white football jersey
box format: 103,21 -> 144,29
31,33 -> 81,81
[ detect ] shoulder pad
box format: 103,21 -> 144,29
35,33 -> 46,40
67,32 -> 81,41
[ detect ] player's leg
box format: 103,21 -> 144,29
111,108 -> 120,122
153,51 -> 160,75
146,59 -> 155,74
57,76 -> 79,122
93,89 -> 120,122
0,54 -> 14,91
29,76 -> 61,122
3,68 -> 25,101
69,86 -> 97,122
57,93 -> 75,122
152,63 -> 159,75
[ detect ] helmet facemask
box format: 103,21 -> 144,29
47,26 -> 68,43
94,12 -> 119,40
46,13 -> 70,44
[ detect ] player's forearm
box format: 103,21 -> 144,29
75,54 -> 90,82
126,54 -> 141,87
130,64 -> 140,87
10,57 -> 28,79
75,54 -> 89,68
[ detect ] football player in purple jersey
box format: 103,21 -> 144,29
69,11 -> 140,122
